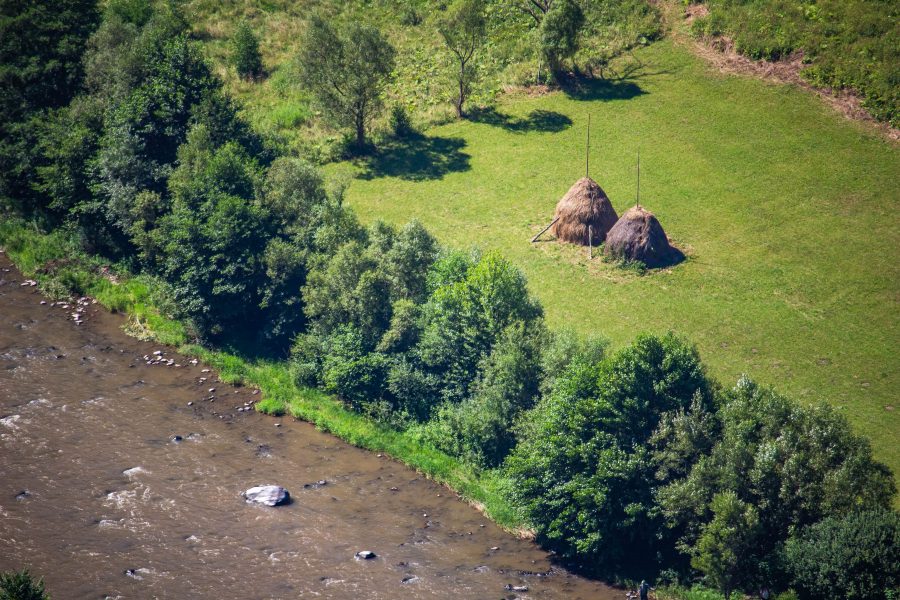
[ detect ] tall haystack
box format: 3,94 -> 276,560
550,177 -> 619,246
604,205 -> 682,268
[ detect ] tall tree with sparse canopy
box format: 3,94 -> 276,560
231,21 -> 262,80
439,0 -> 487,118
297,16 -> 395,150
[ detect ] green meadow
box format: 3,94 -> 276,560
328,39 -> 900,475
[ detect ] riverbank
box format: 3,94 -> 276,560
0,219 -> 521,530
0,250 -> 620,598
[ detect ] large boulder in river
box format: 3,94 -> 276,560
242,485 -> 290,506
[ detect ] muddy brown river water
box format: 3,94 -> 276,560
0,254 -> 619,599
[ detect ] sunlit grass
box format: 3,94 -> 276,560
332,38 -> 900,477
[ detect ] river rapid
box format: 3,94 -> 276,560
0,254 -> 619,599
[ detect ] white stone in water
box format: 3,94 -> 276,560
123,466 -> 150,478
242,485 -> 289,506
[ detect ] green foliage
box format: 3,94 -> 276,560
415,250 -> 543,405
539,0 -> 585,76
0,0 -> 100,211
658,376 -> 896,592
439,0 -> 487,117
505,333 -> 713,576
159,133 -> 268,338
297,15 -> 396,149
423,321 -> 545,468
0,569 -> 50,600
691,491 -> 760,600
389,104 -> 415,138
231,21 -> 263,80
785,508 -> 900,600
693,0 -> 899,126
303,237 -> 394,347
319,326 -> 390,411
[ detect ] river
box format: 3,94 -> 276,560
0,254 -> 619,599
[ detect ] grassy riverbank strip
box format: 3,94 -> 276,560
0,218 -> 522,530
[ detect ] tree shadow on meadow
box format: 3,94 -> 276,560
559,75 -> 647,102
356,133 -> 471,181
467,107 -> 573,133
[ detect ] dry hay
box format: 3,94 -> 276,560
604,205 -> 683,268
550,177 -> 619,246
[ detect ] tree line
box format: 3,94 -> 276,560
0,1 -> 897,598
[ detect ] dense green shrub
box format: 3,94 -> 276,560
785,509 -> 900,600
505,333 -> 714,577
414,250 -> 543,405
320,326 -> 390,411
0,0 -> 100,212
231,21 -> 263,80
423,321 -> 545,468
691,491 -> 760,600
389,104 -> 415,137
539,0 -> 585,76
0,568 -> 50,600
657,376 -> 896,594
159,131 -> 268,337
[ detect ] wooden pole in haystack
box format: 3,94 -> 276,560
636,148 -> 641,208
588,225 -> 593,259
585,114 -> 591,178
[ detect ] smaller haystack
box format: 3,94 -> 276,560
550,177 -> 619,246
604,205 -> 683,268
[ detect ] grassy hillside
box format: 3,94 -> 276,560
183,0 -> 659,159
142,0 -> 898,476
330,38 -> 900,475
690,0 -> 899,126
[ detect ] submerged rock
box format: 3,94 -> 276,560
242,485 -> 290,506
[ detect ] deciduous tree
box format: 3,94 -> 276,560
439,0 -> 487,118
297,16 -> 395,150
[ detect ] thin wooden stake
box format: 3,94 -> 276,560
588,224 -> 592,259
531,216 -> 560,243
585,115 -> 591,178
636,148 -> 641,207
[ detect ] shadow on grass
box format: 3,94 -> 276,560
559,75 -> 648,102
467,107 -> 573,133
356,133 -> 471,181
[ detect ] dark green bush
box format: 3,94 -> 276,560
0,568 -> 50,600
657,377 -> 896,593
231,21 -> 262,80
423,321 -> 545,468
505,333 -> 714,577
320,326 -> 390,411
786,509 -> 900,600
389,104 -> 415,138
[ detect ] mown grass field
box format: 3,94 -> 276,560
327,38 -> 900,475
